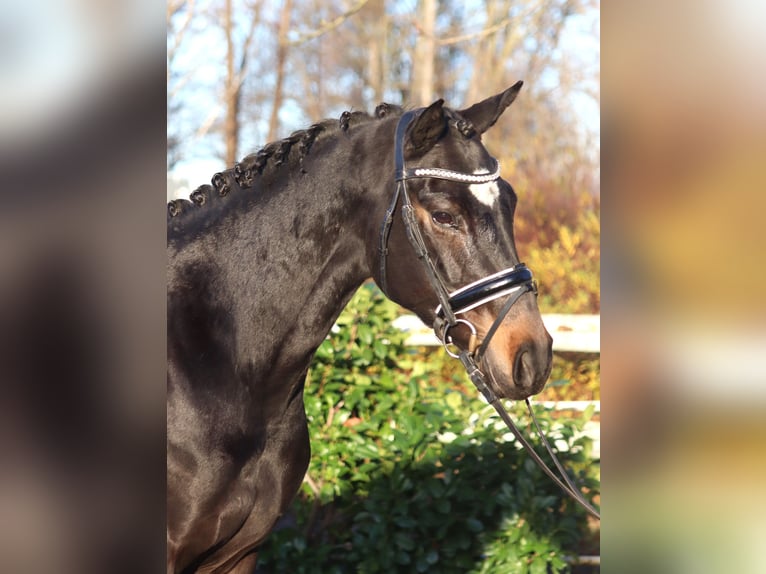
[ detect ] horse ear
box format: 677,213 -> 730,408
458,81 -> 523,135
407,99 -> 447,154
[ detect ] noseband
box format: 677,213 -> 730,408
377,109 -> 600,520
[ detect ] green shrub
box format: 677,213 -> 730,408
257,287 -> 599,573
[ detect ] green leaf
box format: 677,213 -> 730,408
395,533 -> 415,551
529,556 -> 547,574
357,324 -> 373,346
393,515 -> 416,528
395,551 -> 412,565
446,392 -> 463,410
466,518 -> 484,533
425,549 -> 439,565
435,498 -> 451,514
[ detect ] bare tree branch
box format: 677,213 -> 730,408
168,69 -> 195,101
234,0 -> 263,92
167,0 -> 196,69
222,0 -> 263,164
194,107 -> 223,141
287,0 -> 370,47
407,1 -> 544,48
437,16 -> 513,47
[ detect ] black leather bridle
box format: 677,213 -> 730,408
378,110 -> 537,349
378,110 -> 600,520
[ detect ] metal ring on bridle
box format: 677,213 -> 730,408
441,319 -> 477,359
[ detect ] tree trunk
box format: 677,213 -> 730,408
366,0 -> 387,104
223,0 -> 242,166
268,0 -> 294,142
412,0 -> 437,106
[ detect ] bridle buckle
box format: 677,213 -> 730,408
440,319 -> 479,359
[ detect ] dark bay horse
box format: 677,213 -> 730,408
167,82 -> 553,573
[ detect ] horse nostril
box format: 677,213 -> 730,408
512,342 -> 551,393
513,348 -> 534,390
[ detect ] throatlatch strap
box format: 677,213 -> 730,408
377,184 -> 401,293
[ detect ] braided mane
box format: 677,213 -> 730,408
168,104 -> 405,223
167,102 -> 479,238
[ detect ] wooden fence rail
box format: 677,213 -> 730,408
393,314 -> 600,354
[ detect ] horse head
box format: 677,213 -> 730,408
375,82 -> 553,400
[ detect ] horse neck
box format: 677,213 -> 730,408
172,121 -> 394,378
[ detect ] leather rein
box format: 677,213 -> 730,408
378,110 -> 600,520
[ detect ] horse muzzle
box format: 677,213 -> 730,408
434,263 -> 552,400
482,320 -> 553,399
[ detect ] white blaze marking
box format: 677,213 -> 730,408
469,170 -> 500,207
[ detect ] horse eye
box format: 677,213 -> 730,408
432,211 -> 455,226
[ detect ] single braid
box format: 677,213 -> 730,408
168,198 -> 193,218
375,103 -> 395,119
273,140 -> 292,167
233,163 -> 248,188
190,184 -> 212,206
211,172 -> 231,196
339,111 -> 351,132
